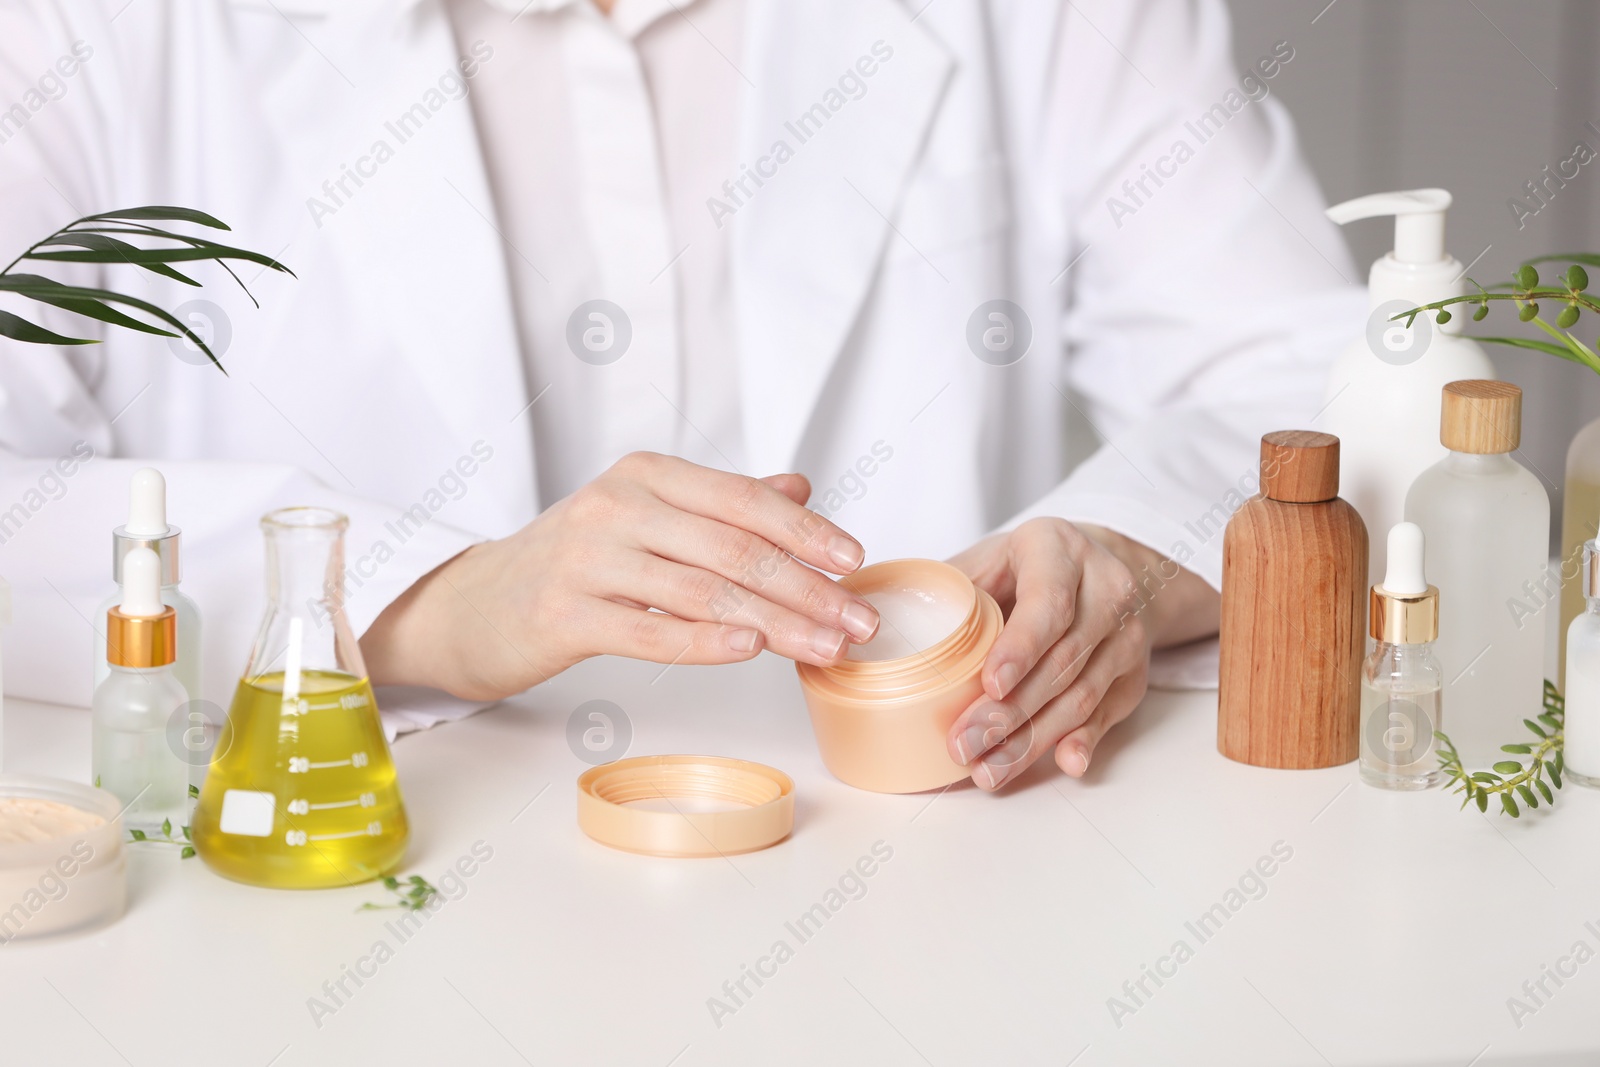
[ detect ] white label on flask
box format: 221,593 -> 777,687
218,789 -> 276,837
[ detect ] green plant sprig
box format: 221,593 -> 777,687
358,875 -> 439,913
126,817 -> 196,859
1435,680 -> 1565,818
1394,260 -> 1600,376
0,205 -> 294,371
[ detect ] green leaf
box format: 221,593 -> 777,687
180,846 -> 196,859
1436,309 -> 1452,324
129,829 -> 147,841
1473,303 -> 1490,321
1520,303 -> 1541,321
1525,719 -> 1547,739
189,784 -> 200,798
26,293 -> 180,339
0,274 -> 221,369
0,309 -> 96,346
1471,771 -> 1503,783
1537,778 -> 1554,804
1502,794 -> 1520,817
80,205 -> 231,230
1476,791 -> 1489,812
1517,784 -> 1538,808
1558,305 -> 1580,328
33,232 -> 202,286
1538,711 -> 1560,729
1570,264 -> 1591,290
27,243 -> 291,275
1493,761 -> 1526,775
1473,335 -> 1593,365
1550,764 -> 1563,789
161,818 -> 172,837
1515,264 -> 1540,288
1526,253 -> 1600,270
1501,744 -> 1533,754
181,825 -> 191,841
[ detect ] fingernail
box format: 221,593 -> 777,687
993,662 -> 1020,699
957,723 -> 992,764
827,536 -> 864,572
1069,745 -> 1089,776
839,601 -> 880,642
728,628 -> 761,653
810,629 -> 848,661
973,760 -> 1007,790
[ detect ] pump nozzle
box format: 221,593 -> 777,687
126,468 -> 168,537
1326,188 -> 1451,265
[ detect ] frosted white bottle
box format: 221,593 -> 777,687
92,548 -> 188,833
1405,381 -> 1548,768
1567,540 -> 1600,787
94,468 -> 202,706
1321,189 -> 1496,587
1558,415 -> 1600,686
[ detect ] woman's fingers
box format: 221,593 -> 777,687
968,630 -> 1144,791
1054,670 -> 1147,778
641,503 -> 880,654
637,453 -> 866,575
610,551 -> 861,665
977,520 -> 1085,702
587,601 -> 766,665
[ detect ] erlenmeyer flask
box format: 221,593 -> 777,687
193,507 -> 408,888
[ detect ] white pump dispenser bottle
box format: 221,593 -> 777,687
1320,188 -> 1496,586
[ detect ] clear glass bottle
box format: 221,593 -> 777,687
1565,540 -> 1600,788
1360,523 -> 1443,789
92,547 -> 189,833
1405,381 -> 1548,768
192,508 -> 408,888
1559,416 -> 1600,687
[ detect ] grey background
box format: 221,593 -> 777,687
1229,0 -> 1600,543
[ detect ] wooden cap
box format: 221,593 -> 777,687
1440,379 -> 1520,454
1259,430 -> 1340,503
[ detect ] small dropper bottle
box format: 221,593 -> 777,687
95,468 -> 202,705
1360,522 -> 1443,789
1564,540 -> 1600,788
92,546 -> 189,831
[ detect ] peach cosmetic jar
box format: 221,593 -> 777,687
796,559 -> 1002,793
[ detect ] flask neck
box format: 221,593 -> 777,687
261,510 -> 347,617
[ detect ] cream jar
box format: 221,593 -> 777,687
0,777 -> 127,942
797,559 -> 1002,793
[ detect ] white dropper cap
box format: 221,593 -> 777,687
118,546 -> 164,617
1382,522 -> 1428,595
126,468 -> 168,537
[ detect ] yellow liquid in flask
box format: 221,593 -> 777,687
193,670 -> 409,888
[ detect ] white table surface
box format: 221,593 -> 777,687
2,651 -> 1598,1067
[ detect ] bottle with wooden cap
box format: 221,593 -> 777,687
1405,380 -> 1549,769
1218,431 -> 1368,769
1360,522 -> 1443,789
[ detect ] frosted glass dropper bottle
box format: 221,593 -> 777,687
1565,540 -> 1600,788
92,546 -> 188,833
1405,380 -> 1549,768
1360,522 -> 1442,789
95,468 -> 202,706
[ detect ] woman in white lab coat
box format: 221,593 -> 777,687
0,0 -> 1361,787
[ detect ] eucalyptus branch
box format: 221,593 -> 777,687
358,875 -> 439,912
0,205 -> 294,371
1435,681 -> 1565,818
1395,261 -> 1600,376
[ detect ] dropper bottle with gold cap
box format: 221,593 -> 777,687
1405,380 -> 1549,769
92,545 -> 188,833
1360,522 -> 1443,789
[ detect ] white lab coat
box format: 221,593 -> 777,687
0,0 -> 1363,716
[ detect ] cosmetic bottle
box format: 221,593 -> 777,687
1321,189 -> 1495,587
92,547 -> 188,833
1558,416 -> 1600,685
1218,431 -> 1368,769
95,468 -> 202,707
1564,540 -> 1600,788
1360,522 -> 1442,790
1405,380 -> 1549,769
797,559 -> 1001,793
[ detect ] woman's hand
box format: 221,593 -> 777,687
945,517 -> 1219,790
360,452 -> 880,701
